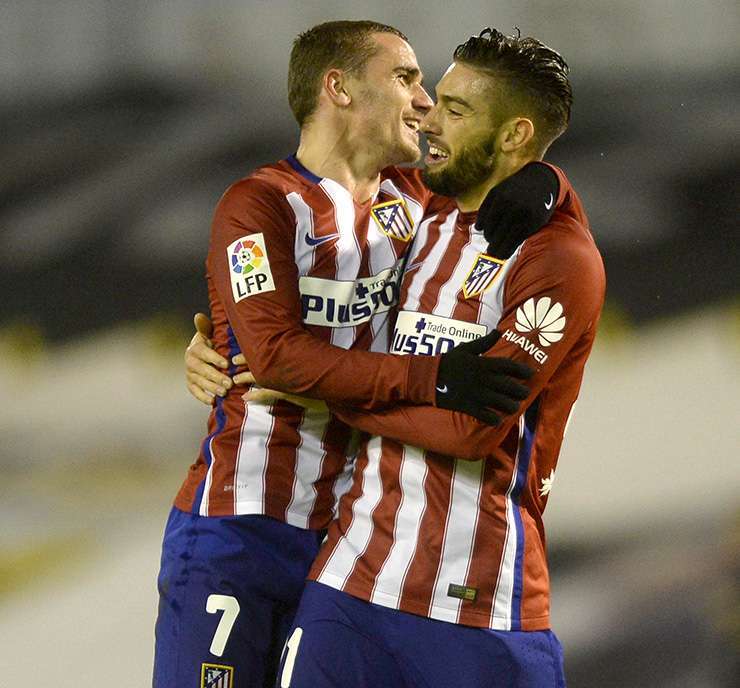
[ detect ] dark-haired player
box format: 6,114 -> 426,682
154,21 -> 552,688
267,29 -> 605,688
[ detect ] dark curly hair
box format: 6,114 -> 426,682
453,28 -> 573,152
288,20 -> 408,127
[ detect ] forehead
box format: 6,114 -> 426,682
435,62 -> 494,104
366,32 -> 420,71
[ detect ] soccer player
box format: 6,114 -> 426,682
260,29 -> 604,688
154,21 -> 545,688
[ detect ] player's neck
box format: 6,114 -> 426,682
455,155 -> 534,212
296,128 -> 382,204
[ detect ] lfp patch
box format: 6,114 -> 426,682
462,253 -> 505,299
227,233 -> 276,302
201,663 -> 233,688
371,198 -> 414,242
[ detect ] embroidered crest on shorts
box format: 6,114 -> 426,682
462,253 -> 505,299
201,663 -> 234,688
371,198 -> 415,242
226,232 -> 276,302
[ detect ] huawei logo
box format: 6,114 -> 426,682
515,297 -> 566,347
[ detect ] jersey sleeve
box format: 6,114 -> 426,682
208,177 -> 440,408
542,163 -> 570,208
331,222 -> 605,457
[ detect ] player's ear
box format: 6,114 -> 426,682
323,68 -> 352,108
498,116 -> 535,154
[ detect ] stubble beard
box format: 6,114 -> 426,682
422,136 -> 497,198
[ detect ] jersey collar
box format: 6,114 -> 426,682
286,154 -> 322,185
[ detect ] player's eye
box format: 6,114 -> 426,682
448,108 -> 462,117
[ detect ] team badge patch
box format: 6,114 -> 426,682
201,663 -> 234,688
462,253 -> 506,299
227,233 -> 276,302
371,198 -> 415,242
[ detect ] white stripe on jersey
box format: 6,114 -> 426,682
316,437 -> 385,587
319,179 -> 360,349
286,192 -> 315,275
403,211 -> 458,312
428,458 -> 486,622
369,445 -> 428,608
366,206 -> 402,354
232,401 -> 277,514
432,233 -> 477,317
404,214 -> 434,269
199,436 -> 216,516
284,408 -> 332,529
490,415 -> 525,630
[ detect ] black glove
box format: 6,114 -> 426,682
436,330 -> 533,425
477,162 -> 560,260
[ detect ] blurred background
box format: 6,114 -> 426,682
0,1 -> 738,685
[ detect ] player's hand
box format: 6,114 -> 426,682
185,313 -> 233,405
242,376 -> 328,413
478,161 -> 560,260
435,330 -> 533,425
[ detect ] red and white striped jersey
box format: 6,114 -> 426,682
175,156 -> 441,529
311,167 -> 606,631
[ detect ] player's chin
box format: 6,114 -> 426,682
397,139 -> 422,164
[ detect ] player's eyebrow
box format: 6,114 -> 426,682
394,66 -> 423,82
438,93 -> 474,111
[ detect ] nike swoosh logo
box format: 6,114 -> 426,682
404,261 -> 424,274
436,384 -> 448,394
544,193 -> 554,210
305,232 -> 340,247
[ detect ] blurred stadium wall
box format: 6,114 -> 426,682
0,1 -> 738,686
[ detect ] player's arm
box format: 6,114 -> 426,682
185,163 -> 567,408
479,161 -> 561,260
209,178 -> 522,414
330,228 -> 606,459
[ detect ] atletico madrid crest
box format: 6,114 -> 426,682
201,663 -> 234,688
462,253 -> 506,299
371,198 -> 415,242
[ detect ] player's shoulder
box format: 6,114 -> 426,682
522,215 -> 605,289
223,160 -> 299,200
216,160 -> 303,217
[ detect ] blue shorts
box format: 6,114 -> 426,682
276,581 -> 566,688
153,507 -> 323,688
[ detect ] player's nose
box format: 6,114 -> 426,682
412,84 -> 434,114
421,106 -> 441,135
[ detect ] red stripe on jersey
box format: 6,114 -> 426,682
456,436 -> 518,626
310,448 -> 371,578
397,214 -> 446,306
396,452 -> 456,616
518,503 -> 550,630
450,254 -> 485,325
420,225 -> 470,315
342,448 -> 405,600
262,401 -> 305,521
303,185 -> 343,281
209,394 -> 251,517
307,416 -> 353,531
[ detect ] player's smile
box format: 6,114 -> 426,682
351,32 -> 432,166
424,139 -> 450,167
403,116 -> 422,147
420,62 -> 504,200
